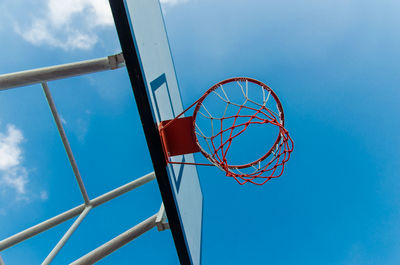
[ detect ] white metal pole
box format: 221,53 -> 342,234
70,214 -> 158,265
89,172 -> 156,208
42,206 -> 92,265
42,82 -> 90,205
0,53 -> 125,90
0,172 -> 155,251
0,204 -> 85,252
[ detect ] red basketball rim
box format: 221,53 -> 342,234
192,77 -> 285,170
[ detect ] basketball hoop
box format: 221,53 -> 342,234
159,77 -> 293,185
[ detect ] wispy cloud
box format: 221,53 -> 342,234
59,111 -> 90,142
60,115 -> 67,125
160,0 -> 189,13
40,191 -> 49,200
160,0 -> 189,6
1,167 -> 28,195
13,0 -> 189,50
15,0 -> 113,50
0,124 -> 28,195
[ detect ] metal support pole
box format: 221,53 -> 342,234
70,214 -> 158,265
0,53 -> 125,90
0,205 -> 85,252
42,206 -> 92,265
89,172 -> 156,208
0,172 -> 155,251
42,82 -> 90,205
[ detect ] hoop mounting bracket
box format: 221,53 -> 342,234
156,203 -> 170,231
159,116 -> 200,157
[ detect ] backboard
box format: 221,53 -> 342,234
108,1 -> 203,265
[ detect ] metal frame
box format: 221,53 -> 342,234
0,54 -> 170,264
0,53 -> 125,90
71,213 -> 159,265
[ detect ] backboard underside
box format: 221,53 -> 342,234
109,0 -> 203,264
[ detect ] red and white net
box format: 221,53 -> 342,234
193,78 -> 293,185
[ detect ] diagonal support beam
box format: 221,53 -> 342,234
0,172 -> 155,252
42,82 -> 90,205
70,214 -> 158,265
42,206 -> 92,265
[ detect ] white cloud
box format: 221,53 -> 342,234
0,124 -> 28,194
160,0 -> 189,6
2,167 -> 28,194
13,0 -> 188,49
15,0 -> 113,50
60,116 -> 67,125
75,114 -> 90,142
40,191 -> 49,200
48,0 -> 113,28
0,125 -> 23,170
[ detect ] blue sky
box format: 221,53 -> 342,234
1,0 -> 400,264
